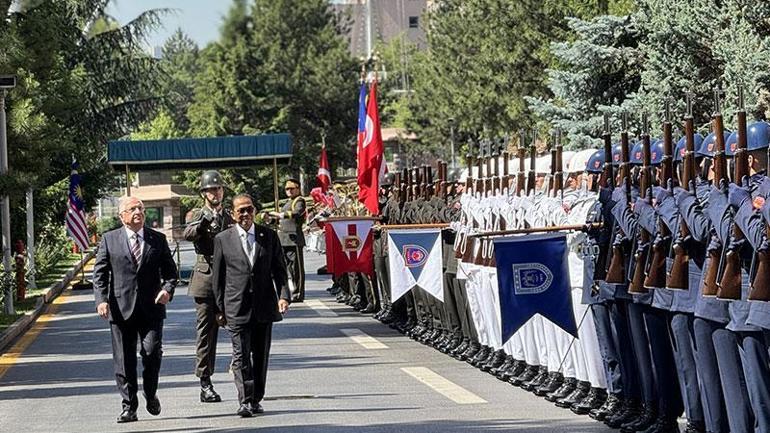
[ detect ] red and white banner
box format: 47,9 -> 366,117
324,219 -> 375,277
357,80 -> 385,215
317,143 -> 331,193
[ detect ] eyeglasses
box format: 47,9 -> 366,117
285,187 -> 297,191
235,206 -> 255,215
121,205 -> 144,214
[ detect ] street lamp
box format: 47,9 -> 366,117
0,75 -> 16,315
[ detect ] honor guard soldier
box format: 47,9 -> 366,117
184,170 -> 234,403
268,178 -> 306,302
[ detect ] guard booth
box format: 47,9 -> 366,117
107,134 -> 293,240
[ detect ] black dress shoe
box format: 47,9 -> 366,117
555,380 -> 589,408
682,420 -> 705,433
482,350 -> 507,373
589,393 -> 622,421
116,409 -> 138,423
200,385 -> 222,403
522,367 -> 548,392
501,360 -> 527,381
534,372 -> 564,397
605,399 -> 642,428
360,303 -> 377,314
572,387 -> 606,414
640,417 -> 680,433
450,340 -> 469,358
251,403 -> 264,415
490,355 -> 514,376
509,364 -> 538,386
146,396 -> 161,416
545,377 -> 577,402
619,402 -> 657,433
237,403 -> 254,417
468,345 -> 491,366
460,342 -> 481,361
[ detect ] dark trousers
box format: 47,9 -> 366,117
110,315 -> 163,411
642,306 -> 683,419
610,299 -> 640,400
194,296 -> 219,379
592,302 -> 622,395
712,327 -> 754,433
375,256 -> 390,307
442,272 -> 463,337
668,312 -> 703,423
230,322 -> 273,405
737,330 -> 770,433
283,246 -> 305,301
628,303 -> 657,404
692,317 -> 730,433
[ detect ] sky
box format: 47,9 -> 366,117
106,0 -> 232,49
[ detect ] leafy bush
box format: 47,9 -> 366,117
96,216 -> 122,235
34,224 -> 72,279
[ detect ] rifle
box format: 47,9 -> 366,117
502,148 -> 510,192
668,93 -> 698,290
554,130 -> 564,197
527,131 -> 537,195
630,114 -> 653,294
465,152 -> 473,192
516,130 -> 527,194
549,137 -> 557,196
492,140 -> 501,193
718,87 -> 750,300
644,100 -> 673,289
601,113 -> 615,189
606,112 -> 632,284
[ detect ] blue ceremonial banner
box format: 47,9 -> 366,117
494,233 -> 577,342
387,229 -> 444,302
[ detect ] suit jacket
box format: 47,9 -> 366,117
183,207 -> 235,298
93,227 -> 178,322
212,224 -> 290,325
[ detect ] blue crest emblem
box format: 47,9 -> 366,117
512,263 -> 553,295
403,245 -> 428,268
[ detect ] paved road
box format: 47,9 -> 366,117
0,251 -> 613,433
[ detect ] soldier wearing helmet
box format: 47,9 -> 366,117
264,178 -> 307,302
183,170 -> 234,403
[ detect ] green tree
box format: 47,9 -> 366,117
159,29 -> 200,133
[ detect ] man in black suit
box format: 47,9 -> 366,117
93,196 -> 178,423
212,193 -> 290,417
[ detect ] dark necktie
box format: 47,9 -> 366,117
131,234 -> 142,264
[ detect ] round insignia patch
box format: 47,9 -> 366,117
753,196 -> 765,210
403,245 -> 428,268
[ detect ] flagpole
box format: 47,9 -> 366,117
377,223 -> 449,230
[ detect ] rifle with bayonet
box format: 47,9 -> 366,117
668,94 -> 698,290
527,131 -> 537,195
630,114 -> 653,294
517,130 -> 527,195
718,87 -> 750,300
644,100 -> 674,289
606,112 -> 633,284
593,113 -> 615,282
554,130 -> 564,198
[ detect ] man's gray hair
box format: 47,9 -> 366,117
118,196 -> 144,213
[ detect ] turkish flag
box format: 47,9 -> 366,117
357,80 -> 385,215
317,143 -> 331,192
324,219 -> 375,277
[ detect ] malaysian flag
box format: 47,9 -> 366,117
65,159 -> 90,251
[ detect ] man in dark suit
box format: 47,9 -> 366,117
213,193 -> 290,417
93,196 -> 178,423
183,170 -> 234,402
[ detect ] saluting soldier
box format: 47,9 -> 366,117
267,178 -> 306,303
183,170 -> 234,403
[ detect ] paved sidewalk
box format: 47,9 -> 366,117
0,251 -> 612,433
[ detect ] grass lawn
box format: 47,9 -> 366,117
0,252 -> 82,333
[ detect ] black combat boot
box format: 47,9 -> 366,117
605,399 -> 642,429
589,393 -> 622,421
510,364 -> 538,386
555,380 -> 590,408
481,350 -> 507,373
490,355 -> 514,376
468,345 -> 491,366
450,339 -> 470,358
545,377 -> 577,402
522,366 -> 549,392
619,402 -> 657,433
571,387 -> 607,414
534,372 -> 564,397
459,341 -> 481,361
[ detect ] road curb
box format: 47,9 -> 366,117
0,251 -> 95,354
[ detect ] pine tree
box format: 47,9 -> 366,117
527,15 -> 642,149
